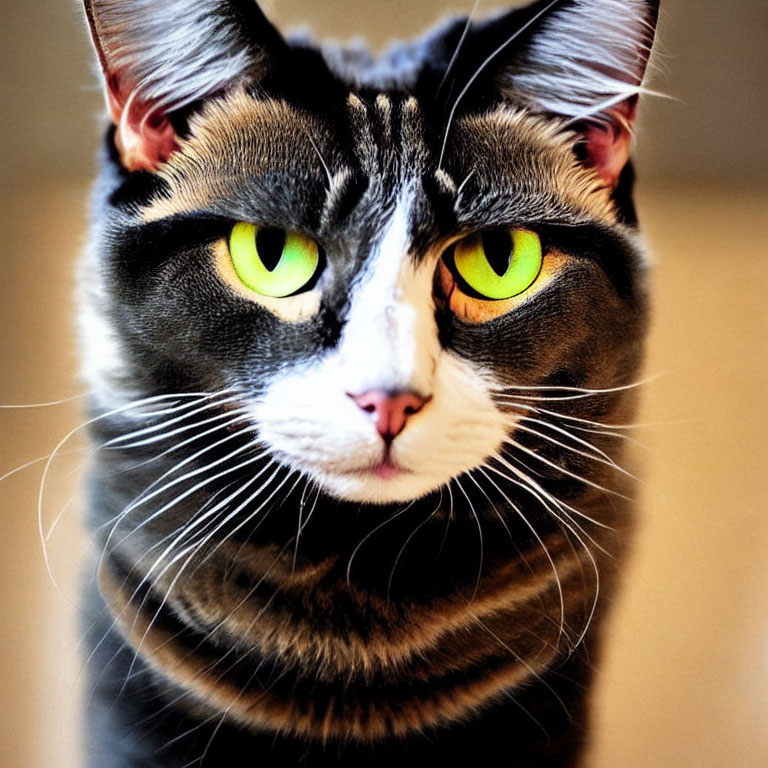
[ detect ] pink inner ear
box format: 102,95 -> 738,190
106,75 -> 179,172
581,97 -> 638,189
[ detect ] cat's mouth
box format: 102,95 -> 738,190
374,458 -> 402,479
331,448 -> 412,481
367,455 -> 410,480
305,452 -> 442,505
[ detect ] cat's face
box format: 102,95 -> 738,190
113,92 -> 639,508
82,0 -> 654,512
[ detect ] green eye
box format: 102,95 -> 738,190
228,222 -> 321,298
452,228 -> 543,300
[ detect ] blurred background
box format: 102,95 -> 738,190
0,1 -> 766,766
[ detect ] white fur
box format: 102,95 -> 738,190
251,196 -> 509,504
506,0 -> 655,120
90,0 -> 257,115
78,240 -> 134,410
336,194 -> 438,397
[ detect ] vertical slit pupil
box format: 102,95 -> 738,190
256,227 -> 287,272
482,230 -> 513,276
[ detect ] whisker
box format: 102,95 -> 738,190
470,612 -> 572,719
180,655 -> 294,768
0,393 -> 87,409
495,376 -> 653,395
1,453 -> 68,485
157,709 -> 223,755
496,391 -> 628,403
94,411 -> 250,496
84,478 -> 257,691
477,465 -> 566,641
502,400 -> 652,447
386,495 -> 443,601
490,454 -> 611,536
306,132 -> 333,189
505,418 -> 636,480
516,414 -> 626,461
493,376 -> 655,408
38,392 -> 215,590
346,502 -> 416,586
107,398 -> 241,450
465,471 -> 515,547
438,0 -> 566,168
194,540 -> 295,656
195,467 -> 299,571
530,405 -> 639,431
500,435 -> 634,502
436,0 -> 481,96
98,425 -> 259,536
483,460 -> 602,645
102,443 -> 267,566
436,484 -> 454,560
128,499 -> 301,698
122,466 -> 291,685
491,458 -> 602,555
95,448 -> 266,601
125,480 -> 242,573
454,477 -> 485,599
293,479 -> 320,571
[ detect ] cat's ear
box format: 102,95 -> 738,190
83,0 -> 284,172
495,0 -> 660,188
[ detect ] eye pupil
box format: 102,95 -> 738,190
256,227 -> 286,272
482,229 -> 513,276
448,227 -> 542,303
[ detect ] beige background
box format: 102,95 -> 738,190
1,1 -> 767,767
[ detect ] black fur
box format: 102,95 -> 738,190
80,1 -> 659,765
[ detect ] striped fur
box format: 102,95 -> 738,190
79,1 -> 659,765
100,528 -> 597,740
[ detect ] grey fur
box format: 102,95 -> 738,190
506,0 -> 657,120
77,2 -> 660,764
85,0 -> 259,114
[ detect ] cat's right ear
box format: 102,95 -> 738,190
433,0 -> 660,190
83,0 -> 284,172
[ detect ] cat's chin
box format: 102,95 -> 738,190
315,467 -> 447,505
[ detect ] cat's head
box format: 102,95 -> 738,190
81,0 -> 658,507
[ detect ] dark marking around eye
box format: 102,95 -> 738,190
482,230 -> 513,276
256,227 -> 287,272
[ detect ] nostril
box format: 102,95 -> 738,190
347,389 -> 430,441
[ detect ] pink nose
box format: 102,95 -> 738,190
349,390 -> 430,443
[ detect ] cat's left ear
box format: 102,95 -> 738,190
83,0 -> 284,172
496,0 -> 660,188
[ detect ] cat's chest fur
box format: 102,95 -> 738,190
79,1 -> 659,765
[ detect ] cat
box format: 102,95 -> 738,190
78,0 -> 659,765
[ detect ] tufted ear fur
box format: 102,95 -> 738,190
83,0 -> 284,171
499,0 -> 660,187
430,0 -> 659,188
